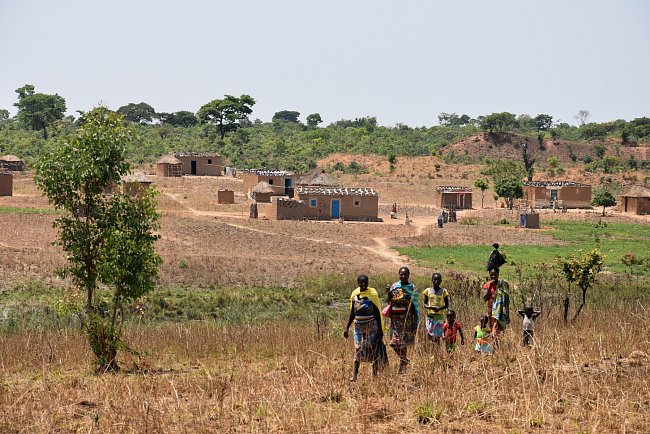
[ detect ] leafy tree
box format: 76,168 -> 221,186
306,113 -> 323,127
627,154 -> 638,170
494,177 -> 524,209
602,156 -> 621,174
158,110 -> 198,127
473,178 -> 489,208
34,107 -> 161,371
438,112 -> 472,127
481,159 -> 526,184
14,84 -> 66,139
117,102 -> 156,124
591,188 -> 616,216
594,143 -> 606,158
0,109 -> 9,121
272,110 -> 300,123
480,112 -> 519,134
198,94 -> 256,139
533,114 -> 553,131
557,249 -> 603,322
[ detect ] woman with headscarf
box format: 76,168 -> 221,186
385,266 -> 419,373
344,275 -> 384,381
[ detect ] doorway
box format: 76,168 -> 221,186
191,161 -> 197,175
331,199 -> 340,219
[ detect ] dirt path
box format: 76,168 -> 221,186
160,191 -> 441,267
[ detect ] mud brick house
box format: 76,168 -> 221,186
523,181 -> 592,208
271,186 -> 380,221
251,181 -> 275,203
156,155 -> 183,177
621,185 -> 650,215
121,172 -> 153,196
242,170 -> 299,197
217,189 -> 235,204
0,155 -> 25,172
435,186 -> 473,209
173,152 -> 222,176
0,171 -> 13,196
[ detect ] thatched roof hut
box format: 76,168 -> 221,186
121,171 -> 153,196
297,169 -> 340,187
0,155 -> 25,171
623,185 -> 650,198
156,155 -> 182,177
251,181 -> 274,203
251,181 -> 275,194
621,185 -> 650,215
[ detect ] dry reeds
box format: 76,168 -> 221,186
1,308 -> 648,432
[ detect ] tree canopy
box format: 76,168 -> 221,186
14,84 -> 66,139
157,110 -> 198,127
198,94 -> 256,139
480,112 -> 519,134
306,113 -> 323,127
591,189 -> 616,216
117,102 -> 156,124
272,110 -> 300,123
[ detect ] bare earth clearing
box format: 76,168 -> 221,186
1,162 -> 650,432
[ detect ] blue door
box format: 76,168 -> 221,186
331,199 -> 340,218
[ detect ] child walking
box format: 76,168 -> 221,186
423,273 -> 449,344
473,315 -> 493,354
442,310 -> 465,352
517,303 -> 541,346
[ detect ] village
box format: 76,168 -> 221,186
3,151 -> 649,224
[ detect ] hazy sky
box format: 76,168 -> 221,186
1,0 -> 648,126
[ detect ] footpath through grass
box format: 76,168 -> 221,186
397,220 -> 650,278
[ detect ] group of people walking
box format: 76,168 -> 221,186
344,260 -> 541,381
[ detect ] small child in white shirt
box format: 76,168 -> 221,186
517,303 -> 541,346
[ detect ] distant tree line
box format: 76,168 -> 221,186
1,84 -> 648,172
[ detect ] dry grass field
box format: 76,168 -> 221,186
1,164 -> 649,432
1,311 -> 648,433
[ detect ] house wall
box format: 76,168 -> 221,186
217,189 -> 235,204
624,196 -> 650,215
282,193 -> 379,220
524,186 -> 547,206
0,173 -> 13,196
254,192 -> 272,203
558,186 -> 592,208
175,155 -> 222,176
437,192 -> 473,209
638,198 -> 650,215
156,163 -> 182,177
524,186 -> 591,208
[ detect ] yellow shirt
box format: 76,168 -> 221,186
423,287 -> 448,318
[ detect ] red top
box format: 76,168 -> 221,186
483,281 -> 497,310
442,321 -> 462,344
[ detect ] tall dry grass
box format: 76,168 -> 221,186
1,307 -> 648,433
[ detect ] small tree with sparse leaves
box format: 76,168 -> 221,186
473,178 -> 489,208
34,107 -> 161,371
556,249 -> 604,323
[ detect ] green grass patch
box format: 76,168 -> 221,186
0,205 -> 58,215
397,220 -> 650,278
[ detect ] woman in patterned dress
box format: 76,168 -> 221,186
386,267 -> 419,373
344,275 -> 384,381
